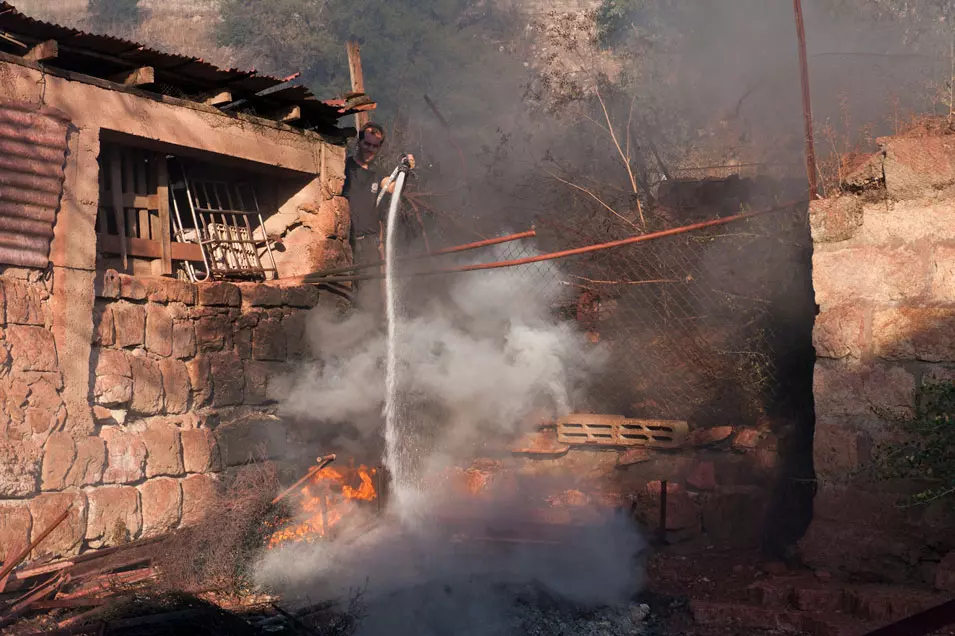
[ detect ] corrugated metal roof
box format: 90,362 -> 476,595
0,2 -> 372,133
0,97 -> 70,268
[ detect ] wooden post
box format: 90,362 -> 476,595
346,39 -> 370,133
155,154 -> 172,276
108,148 -> 128,269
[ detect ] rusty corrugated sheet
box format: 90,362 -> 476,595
0,97 -> 70,268
0,2 -> 366,129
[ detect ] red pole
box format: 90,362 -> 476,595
793,0 -> 819,199
306,201 -> 805,284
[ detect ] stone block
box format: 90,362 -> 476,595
317,195 -> 350,237
872,306 -> 955,362
809,196 -> 864,243
843,151 -> 884,190
26,377 -> 64,436
284,312 -> 307,359
181,428 -> 221,473
0,501 -> 31,562
686,460 -> 716,491
41,432 -> 76,491
265,363 -> 294,403
196,314 -> 229,352
252,319 -> 286,361
143,424 -> 184,478
65,437 -> 107,487
813,246 -> 929,308
210,351 -> 244,406
95,349 -> 131,378
242,284 -> 284,307
112,303 -> 146,348
215,413 -> 287,466
701,487 -> 769,549
3,279 -> 44,325
937,551 -> 955,592
186,355 -> 213,408
933,244 -> 955,302
732,429 -> 760,452
159,358 -> 191,414
856,199 -> 955,244
813,418 -> 872,480
180,474 -> 217,527
101,428 -> 147,484
689,426 -> 734,447
197,282 -> 240,307
143,277 -> 197,305
139,477 -> 182,537
0,439 -> 40,497
145,304 -> 173,357
882,135 -> 955,199
117,274 -> 147,300
7,325 -> 57,372
94,374 -> 132,407
813,359 -> 915,419
85,485 -> 141,547
93,305 -> 115,346
244,360 -> 270,405
813,305 -> 867,359
172,320 -> 196,359
96,270 -> 121,299
128,354 -> 165,415
282,285 -> 320,308
28,491 -> 87,559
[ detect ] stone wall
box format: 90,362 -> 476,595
0,55 -> 352,562
801,132 -> 955,584
0,272 -> 331,561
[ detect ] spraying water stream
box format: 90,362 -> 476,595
382,168 -> 412,517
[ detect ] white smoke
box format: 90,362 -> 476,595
264,245 -> 644,634
282,245 -> 604,456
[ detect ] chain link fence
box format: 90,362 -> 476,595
396,195 -> 812,427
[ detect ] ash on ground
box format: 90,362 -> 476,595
292,583 -> 652,636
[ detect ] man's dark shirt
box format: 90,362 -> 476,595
343,155 -> 381,237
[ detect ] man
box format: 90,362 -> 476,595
342,122 -> 412,311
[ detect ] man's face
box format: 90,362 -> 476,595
358,129 -> 383,163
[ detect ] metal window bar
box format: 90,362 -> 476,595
168,165 -> 278,282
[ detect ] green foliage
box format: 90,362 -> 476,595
87,0 -> 141,34
874,381 -> 955,507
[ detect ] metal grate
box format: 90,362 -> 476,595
556,414 -> 688,448
170,170 -> 278,282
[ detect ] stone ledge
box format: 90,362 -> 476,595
881,135 -> 955,200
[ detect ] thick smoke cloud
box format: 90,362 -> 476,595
281,245 -> 605,460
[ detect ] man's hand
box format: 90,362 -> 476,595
382,155 -> 415,193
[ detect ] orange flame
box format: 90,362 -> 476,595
268,465 -> 378,548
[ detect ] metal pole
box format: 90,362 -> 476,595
305,201 -> 805,284
793,0 -> 819,198
295,229 -> 538,280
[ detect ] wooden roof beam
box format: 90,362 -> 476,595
200,90 -> 232,106
110,66 -> 155,86
23,39 -> 56,62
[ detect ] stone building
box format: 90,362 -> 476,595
0,2 -> 360,559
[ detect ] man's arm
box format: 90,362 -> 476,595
380,154 -> 416,193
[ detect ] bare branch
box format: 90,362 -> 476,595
544,169 -> 640,231
595,86 -> 646,227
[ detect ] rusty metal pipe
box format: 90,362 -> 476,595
270,454 -> 337,506
307,202 -> 804,284
296,229 -> 537,281
793,0 -> 819,198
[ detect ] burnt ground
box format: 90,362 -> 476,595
3,540 -> 952,635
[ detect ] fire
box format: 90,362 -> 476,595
268,464 -> 378,548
